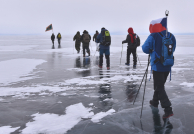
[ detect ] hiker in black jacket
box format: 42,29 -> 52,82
80,30 -> 91,57
122,27 -> 137,67
51,33 -> 55,49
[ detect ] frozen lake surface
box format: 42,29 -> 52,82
0,35 -> 194,134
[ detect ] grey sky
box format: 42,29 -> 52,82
0,0 -> 193,35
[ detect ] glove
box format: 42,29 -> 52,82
122,41 -> 124,44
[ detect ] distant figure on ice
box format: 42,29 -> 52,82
93,30 -> 99,51
142,17 -> 176,119
80,30 -> 91,57
96,27 -> 111,70
51,33 -> 55,49
57,33 -> 62,48
122,27 -> 140,67
73,31 -> 81,53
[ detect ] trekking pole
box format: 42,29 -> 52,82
133,55 -> 150,105
120,44 -> 124,65
165,10 -> 169,37
137,54 -> 141,66
140,63 -> 149,118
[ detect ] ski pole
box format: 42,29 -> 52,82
165,10 -> 169,37
133,55 -> 150,105
137,54 -> 141,66
120,44 -> 124,65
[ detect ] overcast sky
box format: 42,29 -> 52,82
0,0 -> 194,35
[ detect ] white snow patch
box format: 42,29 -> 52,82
89,103 -> 94,106
22,103 -> 94,134
180,82 -> 194,88
0,45 -> 38,52
0,86 -> 71,97
0,98 -> 4,101
67,68 -> 90,72
0,59 -> 46,85
0,126 -> 19,134
91,109 -> 115,123
65,78 -> 107,85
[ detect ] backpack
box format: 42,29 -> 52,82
58,34 -> 61,39
154,32 -> 174,66
101,30 -> 111,46
135,35 -> 140,47
83,33 -> 90,43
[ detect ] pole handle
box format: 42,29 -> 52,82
165,10 -> 169,17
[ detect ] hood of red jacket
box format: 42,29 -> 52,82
128,28 -> 134,34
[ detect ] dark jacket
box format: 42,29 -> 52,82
96,29 -> 110,49
93,31 -> 99,41
51,34 -> 55,41
80,31 -> 91,46
57,33 -> 61,40
122,34 -> 137,49
73,32 -> 81,44
142,30 -> 176,72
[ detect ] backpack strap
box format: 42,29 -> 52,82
158,32 -> 164,37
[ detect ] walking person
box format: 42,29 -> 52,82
51,33 -> 55,49
96,27 -> 111,70
142,17 -> 176,118
57,33 -> 62,48
80,30 -> 91,57
122,27 -> 138,67
73,31 -> 81,53
93,30 -> 99,51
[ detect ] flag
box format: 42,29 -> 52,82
45,24 -> 53,32
149,18 -> 167,33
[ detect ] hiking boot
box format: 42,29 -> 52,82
107,67 -> 110,70
133,65 -> 136,67
125,63 -> 130,66
163,111 -> 174,118
163,107 -> 173,118
83,55 -> 85,57
150,100 -> 158,108
99,66 -> 102,69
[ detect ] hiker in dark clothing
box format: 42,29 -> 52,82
51,33 -> 55,49
96,27 -> 111,70
93,30 -> 99,51
57,33 -> 62,48
142,17 -> 176,119
73,31 -> 81,53
80,30 -> 91,57
122,27 -> 138,67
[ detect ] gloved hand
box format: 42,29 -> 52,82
122,41 -> 124,44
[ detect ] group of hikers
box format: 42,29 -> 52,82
72,27 -> 140,70
51,33 -> 62,49
49,14 -> 176,119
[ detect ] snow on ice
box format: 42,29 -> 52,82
0,59 -> 46,86
21,103 -> 94,134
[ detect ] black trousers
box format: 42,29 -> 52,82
83,45 -> 90,56
99,55 -> 110,67
75,43 -> 81,52
153,71 -> 172,109
126,47 -> 137,65
58,39 -> 61,48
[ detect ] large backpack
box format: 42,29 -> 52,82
83,33 -> 90,43
155,32 -> 174,66
101,30 -> 111,46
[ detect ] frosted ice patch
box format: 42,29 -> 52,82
91,109 -> 116,123
22,103 -> 94,134
0,59 -> 46,86
0,126 -> 20,134
0,45 -> 38,52
67,68 -> 90,72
